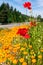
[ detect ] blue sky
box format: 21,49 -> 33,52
0,0 -> 43,18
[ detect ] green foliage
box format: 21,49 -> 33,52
29,22 -> 43,53
0,3 -> 29,24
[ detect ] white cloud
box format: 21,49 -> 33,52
32,9 -> 43,18
31,0 -> 43,18
37,0 -> 43,6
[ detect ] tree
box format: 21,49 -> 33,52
8,6 -> 14,23
0,3 -> 9,24
13,8 -> 17,22
41,18 -> 43,22
0,3 -> 33,24
37,15 -> 41,22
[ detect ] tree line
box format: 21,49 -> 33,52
0,3 -> 43,24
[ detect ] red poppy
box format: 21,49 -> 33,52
24,34 -> 30,39
23,2 -> 32,10
17,28 -> 28,36
29,22 -> 36,27
23,2 -> 27,8
27,2 -> 31,7
17,28 -> 31,39
28,6 -> 32,10
30,22 -> 33,27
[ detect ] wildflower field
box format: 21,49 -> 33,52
0,22 -> 43,65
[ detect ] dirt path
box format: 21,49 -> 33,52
0,22 -> 29,28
